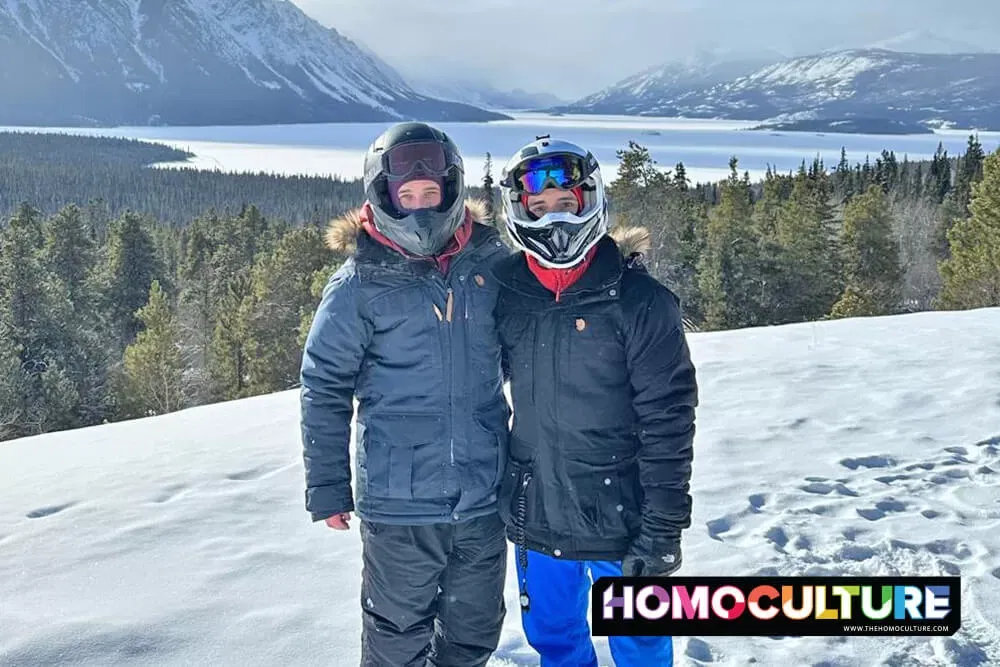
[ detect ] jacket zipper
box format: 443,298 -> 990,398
516,470 -> 532,611
447,287 -> 455,469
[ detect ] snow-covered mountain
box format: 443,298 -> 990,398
410,77 -> 566,111
551,50 -> 783,116
0,0 -> 508,127
555,49 -> 1000,131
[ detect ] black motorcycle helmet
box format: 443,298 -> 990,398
363,122 -> 467,257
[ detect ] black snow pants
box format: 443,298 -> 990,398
359,512 -> 507,667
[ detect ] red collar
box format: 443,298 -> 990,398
360,201 -> 473,274
525,246 -> 598,302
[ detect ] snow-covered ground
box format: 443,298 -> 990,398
2,308 -> 999,666
5,113 -> 999,187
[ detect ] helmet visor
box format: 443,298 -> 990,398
384,141 -> 450,179
511,154 -> 588,194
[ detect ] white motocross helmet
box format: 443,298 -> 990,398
500,136 -> 609,269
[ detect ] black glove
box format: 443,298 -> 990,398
621,533 -> 682,577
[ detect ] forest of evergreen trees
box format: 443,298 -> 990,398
1,131 -> 998,442
604,135 -> 997,330
0,132 -> 367,225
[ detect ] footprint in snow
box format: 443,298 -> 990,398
26,501 -> 76,519
747,493 -> 767,512
684,638 -> 714,663
150,484 -> 188,503
706,516 -> 732,541
225,462 -> 297,482
838,454 -> 896,470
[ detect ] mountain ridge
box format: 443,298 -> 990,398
0,0 -> 509,126
551,48 -> 1000,131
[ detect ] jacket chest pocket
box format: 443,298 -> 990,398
367,285 -> 445,370
561,313 -> 629,388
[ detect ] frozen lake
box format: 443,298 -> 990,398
6,113 -> 1000,185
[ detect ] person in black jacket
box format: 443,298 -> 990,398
493,137 -> 698,667
300,122 -> 511,667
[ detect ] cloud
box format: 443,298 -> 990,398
291,0 -> 1000,100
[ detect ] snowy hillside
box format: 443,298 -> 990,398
557,49 -> 1000,131
2,307 -> 1000,666
0,0 -> 507,126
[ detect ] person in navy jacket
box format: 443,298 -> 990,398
300,122 -> 510,667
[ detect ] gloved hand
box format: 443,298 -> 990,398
621,533 -> 682,577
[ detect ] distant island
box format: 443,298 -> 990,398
750,118 -> 935,135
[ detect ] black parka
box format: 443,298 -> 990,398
492,229 -> 698,562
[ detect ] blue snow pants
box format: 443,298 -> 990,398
515,548 -> 674,666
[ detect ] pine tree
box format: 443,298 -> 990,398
97,211 -> 161,346
117,280 -> 187,418
937,150 -> 1000,309
749,170 -> 791,323
243,227 -> 333,394
673,163 -> 689,191
697,158 -> 763,330
773,168 -> 841,323
208,269 -> 254,399
43,204 -> 97,306
934,135 -> 987,260
928,143 -> 952,204
831,185 -> 902,318
0,204 -> 79,438
482,152 -> 496,225
42,204 -> 116,425
177,212 -> 219,377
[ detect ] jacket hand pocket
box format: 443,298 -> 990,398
362,413 -> 449,500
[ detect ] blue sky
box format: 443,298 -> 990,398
290,0 -> 998,99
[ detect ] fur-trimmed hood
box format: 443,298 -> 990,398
325,198 -> 489,255
607,225 -> 651,259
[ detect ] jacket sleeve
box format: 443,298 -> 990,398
299,263 -> 373,522
623,275 -> 698,540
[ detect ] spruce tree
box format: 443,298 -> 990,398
208,269 -> 254,400
831,185 -> 902,318
43,204 -> 96,306
117,280 -> 187,418
773,168 -> 841,323
934,135 -> 986,260
0,204 -> 78,438
750,170 -> 790,323
482,152 -> 496,225
243,227 -> 333,394
697,158 -> 762,330
42,204 -> 116,426
97,211 -> 161,346
937,150 -> 1000,309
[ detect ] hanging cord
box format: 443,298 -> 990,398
516,472 -> 531,611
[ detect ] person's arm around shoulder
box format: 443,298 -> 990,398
620,272 -> 698,576
300,261 -> 374,530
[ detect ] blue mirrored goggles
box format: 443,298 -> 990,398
511,155 -> 588,195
